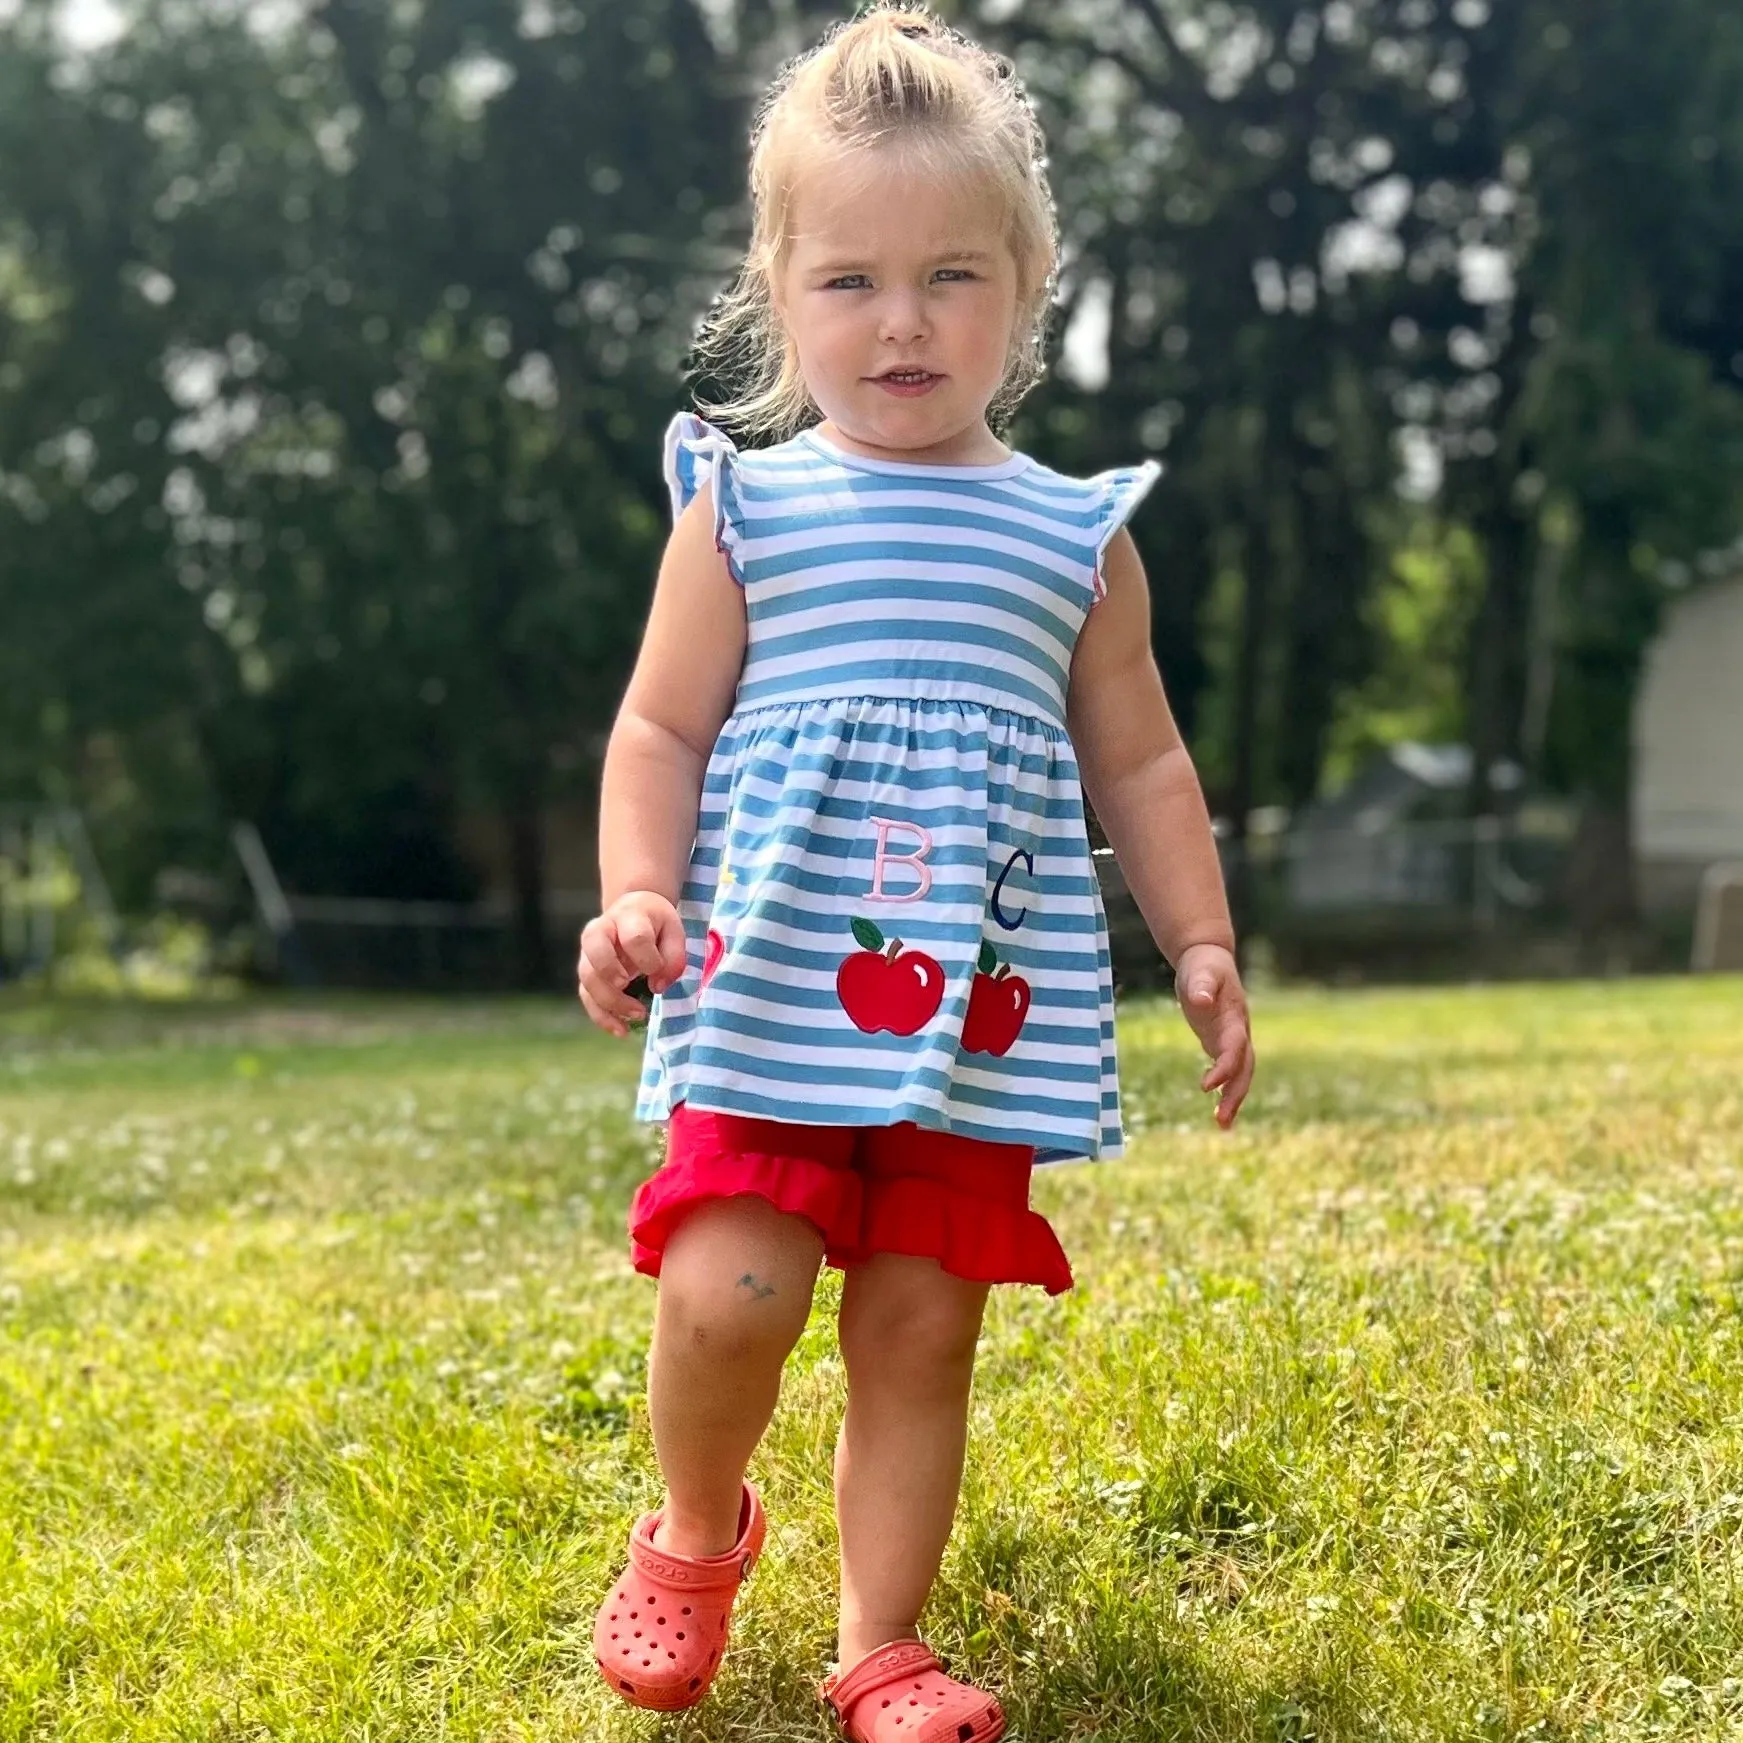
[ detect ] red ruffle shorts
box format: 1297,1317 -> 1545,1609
628,1103 -> 1074,1296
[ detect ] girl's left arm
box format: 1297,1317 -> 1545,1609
1067,528 -> 1255,1127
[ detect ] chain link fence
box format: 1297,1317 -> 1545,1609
7,805 -> 1657,993
198,814 -> 1583,992
1100,812 -> 1581,986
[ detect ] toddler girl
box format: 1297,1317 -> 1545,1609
576,9 -> 1254,1738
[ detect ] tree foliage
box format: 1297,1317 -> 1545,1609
989,0 -> 1743,930
2,0 -> 1740,971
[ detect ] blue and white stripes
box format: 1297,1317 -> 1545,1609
639,416 -> 1159,1165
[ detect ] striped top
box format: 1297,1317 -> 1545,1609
636,414 -> 1160,1165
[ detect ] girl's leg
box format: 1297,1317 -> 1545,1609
649,1195 -> 826,1556
833,1254 -> 990,1667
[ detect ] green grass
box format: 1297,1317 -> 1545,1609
2,979 -> 1741,1741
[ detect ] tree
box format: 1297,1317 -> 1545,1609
990,0 -> 1743,947
5,0 -> 1740,976
1414,0 -> 1743,930
0,0 -> 757,980
989,0 -> 1470,892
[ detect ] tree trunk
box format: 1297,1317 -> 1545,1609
1458,287 -> 1538,817
505,791 -> 550,989
1463,472 -> 1535,816
1275,445 -> 1367,808
1551,524 -> 1658,947
1225,493 -> 1276,959
1144,497 -> 1214,743
1564,798 -> 1637,949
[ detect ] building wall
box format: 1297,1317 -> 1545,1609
1634,575 -> 1743,907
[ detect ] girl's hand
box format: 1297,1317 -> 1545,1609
1174,943 -> 1255,1129
577,892 -> 689,1038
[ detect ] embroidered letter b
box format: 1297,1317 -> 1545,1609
867,817 -> 934,903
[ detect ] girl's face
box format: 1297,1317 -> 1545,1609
778,152 -> 1021,463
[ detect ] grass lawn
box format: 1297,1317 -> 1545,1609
1,979 -> 1741,1741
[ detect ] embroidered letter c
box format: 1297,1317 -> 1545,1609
991,847 -> 1033,931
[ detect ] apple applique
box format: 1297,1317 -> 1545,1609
700,928 -> 726,990
837,917 -> 945,1036
963,940 -> 1031,1056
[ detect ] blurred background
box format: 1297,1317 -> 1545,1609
1,0 -> 1741,995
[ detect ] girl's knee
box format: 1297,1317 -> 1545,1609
655,1196 -> 822,1364
841,1272 -> 987,1388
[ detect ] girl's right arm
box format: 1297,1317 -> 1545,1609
577,485 -> 747,1037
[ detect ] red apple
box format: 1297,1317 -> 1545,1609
963,941 -> 1031,1056
837,917 -> 945,1036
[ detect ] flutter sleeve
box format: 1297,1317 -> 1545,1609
662,412 -> 747,584
1086,458 -> 1163,600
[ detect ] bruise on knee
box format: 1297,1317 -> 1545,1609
686,1276 -> 775,1352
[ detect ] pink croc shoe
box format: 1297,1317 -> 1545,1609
822,1639 -> 1005,1743
593,1483 -> 766,1712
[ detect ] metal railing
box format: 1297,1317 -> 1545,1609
1097,813 -> 1578,982
0,806 -> 119,977
231,817 -> 1575,991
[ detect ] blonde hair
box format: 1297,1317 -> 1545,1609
694,3 -> 1059,440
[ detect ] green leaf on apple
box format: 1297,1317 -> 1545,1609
978,940 -> 997,974
851,916 -> 886,952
